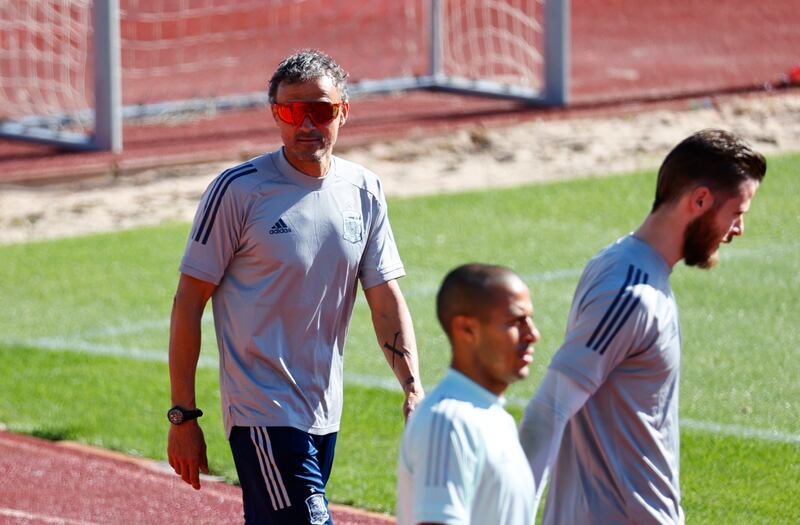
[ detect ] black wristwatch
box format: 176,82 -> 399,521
167,405 -> 203,425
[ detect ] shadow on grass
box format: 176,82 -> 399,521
29,426 -> 77,442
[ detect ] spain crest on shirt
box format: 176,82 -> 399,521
342,210 -> 363,243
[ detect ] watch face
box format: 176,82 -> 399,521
168,408 -> 184,425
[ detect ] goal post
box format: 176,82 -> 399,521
543,0 -> 570,105
92,0 -> 122,152
0,0 -> 568,153
352,0 -> 569,106
0,0 -> 122,152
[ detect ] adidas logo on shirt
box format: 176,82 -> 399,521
269,218 -> 292,235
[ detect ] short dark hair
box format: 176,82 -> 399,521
436,263 -> 521,339
652,129 -> 766,212
268,49 -> 349,102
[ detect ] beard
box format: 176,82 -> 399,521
683,207 -> 723,269
290,134 -> 330,161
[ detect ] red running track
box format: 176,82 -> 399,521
1,0 -> 799,183
113,0 -> 800,107
0,431 -> 394,525
571,0 -> 799,102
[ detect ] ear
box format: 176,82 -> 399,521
338,101 -> 350,128
270,104 -> 279,123
687,186 -> 715,215
451,315 -> 480,345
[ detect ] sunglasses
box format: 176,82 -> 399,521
271,101 -> 344,126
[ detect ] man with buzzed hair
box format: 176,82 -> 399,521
167,49 -> 423,524
520,129 -> 766,524
397,263 -> 541,525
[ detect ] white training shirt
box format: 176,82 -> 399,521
397,369 -> 535,525
179,149 -> 405,437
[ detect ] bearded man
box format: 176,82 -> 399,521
519,129 -> 766,525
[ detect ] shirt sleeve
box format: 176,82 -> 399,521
179,169 -> 249,284
358,180 -> 405,289
550,264 -> 657,392
519,369 -> 592,514
403,410 -> 482,524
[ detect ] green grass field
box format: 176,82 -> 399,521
2,154 -> 798,523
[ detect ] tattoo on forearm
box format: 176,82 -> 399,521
404,376 -> 415,386
383,331 -> 410,369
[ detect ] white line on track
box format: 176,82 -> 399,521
0,507 -> 101,525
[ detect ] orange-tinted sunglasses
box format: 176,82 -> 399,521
271,101 -> 343,126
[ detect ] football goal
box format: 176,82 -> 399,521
0,0 -> 121,151
0,0 -> 568,152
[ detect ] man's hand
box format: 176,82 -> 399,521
403,387 -> 425,420
167,421 -> 209,490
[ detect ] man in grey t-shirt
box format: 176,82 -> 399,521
520,130 -> 766,524
167,50 -> 424,524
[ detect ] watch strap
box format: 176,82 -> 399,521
168,405 -> 203,424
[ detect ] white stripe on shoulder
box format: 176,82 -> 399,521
426,397 -> 461,487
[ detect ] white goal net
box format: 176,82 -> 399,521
0,0 -> 567,151
442,1 -> 545,88
0,0 -> 93,133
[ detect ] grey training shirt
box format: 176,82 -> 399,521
180,149 -> 405,437
545,234 -> 682,524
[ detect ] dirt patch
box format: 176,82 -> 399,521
1,92 -> 798,245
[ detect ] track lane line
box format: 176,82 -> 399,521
0,508 -> 101,525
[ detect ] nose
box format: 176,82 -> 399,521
298,113 -> 316,130
531,324 -> 541,344
524,318 -> 541,344
729,216 -> 744,239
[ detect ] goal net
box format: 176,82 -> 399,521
0,0 -> 568,151
442,1 -> 547,89
0,0 -> 95,142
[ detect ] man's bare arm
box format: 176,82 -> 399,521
167,273 -> 216,490
363,279 -> 424,420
